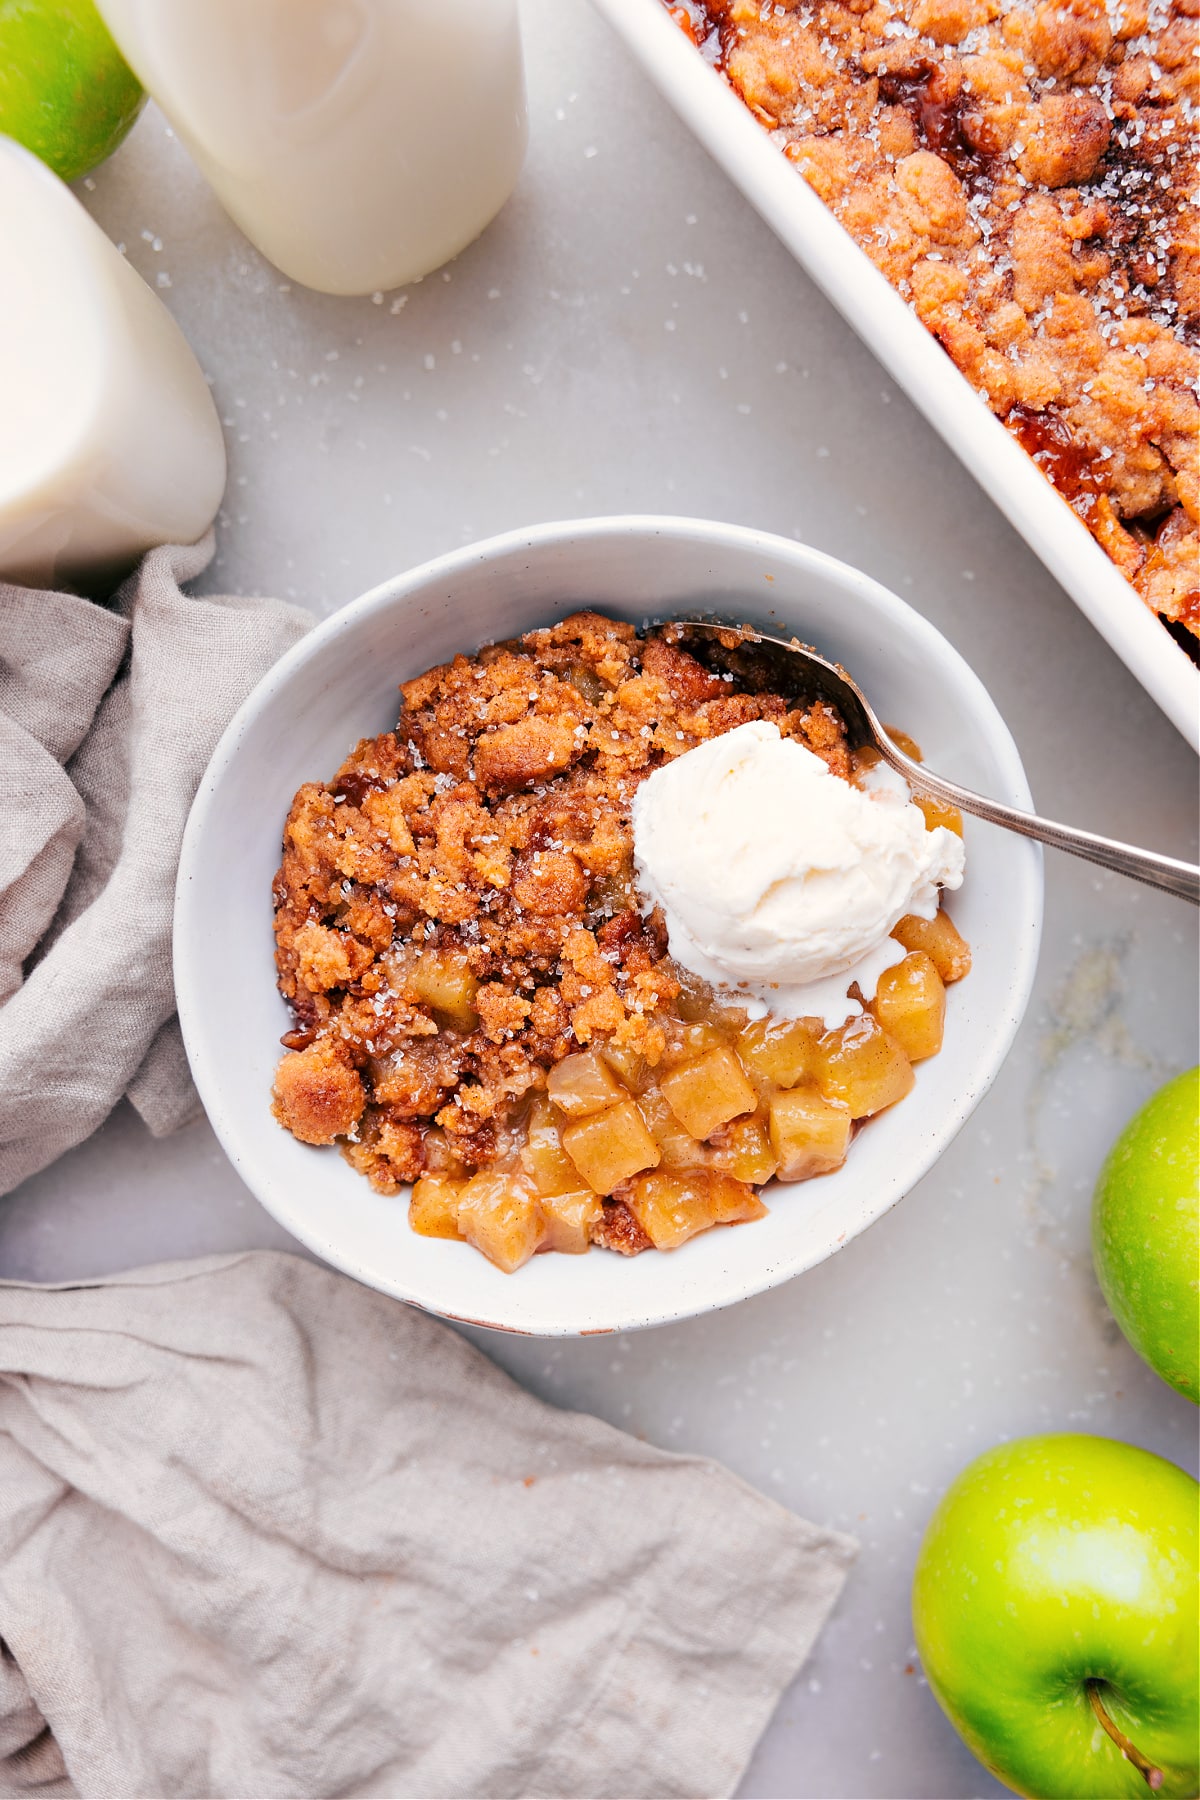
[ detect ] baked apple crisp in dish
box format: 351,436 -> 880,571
271,612 -> 970,1273
663,0 -> 1199,653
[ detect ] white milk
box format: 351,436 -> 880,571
95,0 -> 528,296
0,138 -> 226,592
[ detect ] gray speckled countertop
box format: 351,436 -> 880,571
2,2 -> 1196,1794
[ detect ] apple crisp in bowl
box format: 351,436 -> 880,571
271,612 -> 972,1273
174,515 -> 1042,1334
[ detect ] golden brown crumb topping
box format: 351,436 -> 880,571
669,0 -> 1200,649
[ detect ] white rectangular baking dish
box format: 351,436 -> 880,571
591,0 -> 1200,752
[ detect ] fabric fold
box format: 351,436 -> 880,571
0,541 -> 311,1194
0,1252 -> 857,1800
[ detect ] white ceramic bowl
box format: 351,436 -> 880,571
175,516 -> 1042,1335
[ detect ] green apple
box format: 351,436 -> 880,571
0,0 -> 144,183
912,1434 -> 1199,1798
1093,1069 -> 1199,1405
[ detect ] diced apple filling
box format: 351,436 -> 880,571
736,1016 -> 822,1089
623,1168 -> 766,1250
768,1087 -> 852,1181
409,949 -> 479,1029
709,1111 -> 778,1184
659,1045 -> 757,1140
521,1096 -> 586,1196
707,1172 -> 769,1225
661,1019 -> 726,1068
540,1188 -> 604,1255
411,1149 -> 601,1266
599,1040 -> 650,1093
893,909 -> 971,983
401,862 -> 964,1265
407,901 -> 967,1266
547,1049 -> 626,1118
818,1014 -> 914,1117
623,1170 -> 712,1249
404,895 -> 968,1267
639,1086 -> 714,1169
561,1099 -> 661,1194
872,951 -> 946,1061
455,1171 -> 545,1273
409,1174 -> 463,1240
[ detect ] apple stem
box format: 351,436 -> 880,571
1086,1681 -> 1164,1791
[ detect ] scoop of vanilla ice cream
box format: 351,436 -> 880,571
631,720 -> 964,1029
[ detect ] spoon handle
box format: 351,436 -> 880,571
881,746 -> 1200,905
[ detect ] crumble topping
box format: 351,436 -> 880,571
670,0 -> 1200,650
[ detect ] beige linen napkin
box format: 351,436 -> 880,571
0,1251 -> 856,1800
0,539 -> 310,1194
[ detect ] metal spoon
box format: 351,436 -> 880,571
674,620 -> 1200,905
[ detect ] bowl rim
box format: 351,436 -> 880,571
175,513 -> 1044,1334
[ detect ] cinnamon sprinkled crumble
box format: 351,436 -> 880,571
669,0 -> 1199,650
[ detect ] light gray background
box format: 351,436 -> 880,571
3,2 -> 1197,1796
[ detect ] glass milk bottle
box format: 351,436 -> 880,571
95,0 -> 527,296
0,139 -> 225,590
